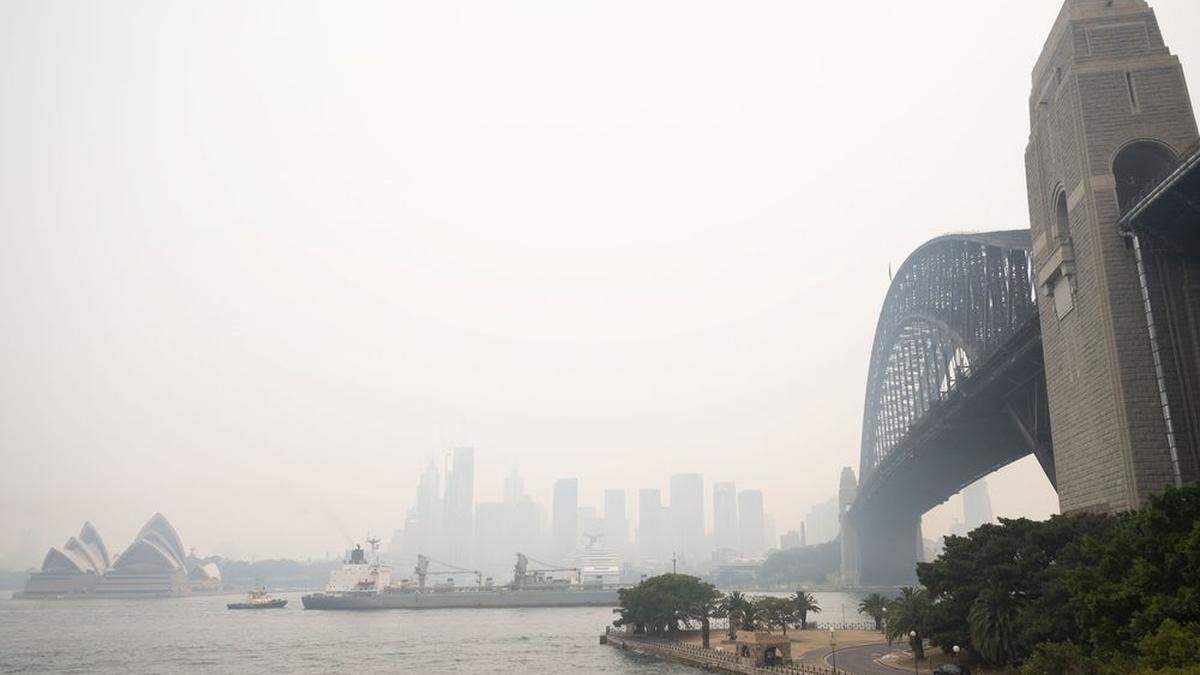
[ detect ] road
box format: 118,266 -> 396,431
826,643 -> 910,675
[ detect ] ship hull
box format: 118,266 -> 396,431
301,588 -> 619,610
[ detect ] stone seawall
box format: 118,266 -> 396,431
602,628 -> 836,675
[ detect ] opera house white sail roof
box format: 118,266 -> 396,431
39,521 -> 111,575
20,513 -> 222,598
109,512 -> 188,574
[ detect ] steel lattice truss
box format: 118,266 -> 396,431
859,232 -> 1036,483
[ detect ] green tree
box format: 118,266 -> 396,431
686,584 -> 725,648
1019,641 -> 1088,675
1062,485 -> 1200,655
885,586 -> 932,661
917,512 -> 1109,659
791,590 -> 821,630
756,596 -> 795,634
756,540 -> 840,587
969,581 -> 1021,666
613,573 -> 719,637
740,595 -> 766,632
1138,620 -> 1200,670
720,591 -> 752,641
858,592 -> 888,631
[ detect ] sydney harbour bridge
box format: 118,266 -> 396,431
841,0 -> 1200,585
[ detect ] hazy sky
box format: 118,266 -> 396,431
3,0 -> 1199,564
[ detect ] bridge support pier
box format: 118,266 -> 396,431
854,507 -> 922,587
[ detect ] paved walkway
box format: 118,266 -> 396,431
823,643 -> 907,675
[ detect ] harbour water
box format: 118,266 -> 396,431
0,590 -> 866,673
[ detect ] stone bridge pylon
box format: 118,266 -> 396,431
843,0 -> 1200,586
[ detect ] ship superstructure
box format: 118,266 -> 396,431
571,533 -> 620,587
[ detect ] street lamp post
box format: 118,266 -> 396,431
910,630 -> 919,675
829,628 -> 837,674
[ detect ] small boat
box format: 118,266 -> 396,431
227,587 -> 288,610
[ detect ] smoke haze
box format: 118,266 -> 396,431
2,0 -> 1199,563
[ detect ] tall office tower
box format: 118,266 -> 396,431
804,497 -> 839,545
603,489 -> 629,552
668,474 -> 705,562
499,468 -> 540,562
637,488 -> 666,562
961,479 -> 995,531
712,482 -> 739,553
764,514 -> 777,554
503,469 -> 525,505
394,460 -> 443,560
780,530 -> 802,549
552,478 -> 579,557
474,501 -> 508,576
443,447 -> 475,564
800,522 -> 807,547
737,489 -> 765,556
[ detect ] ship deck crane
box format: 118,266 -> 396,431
511,553 -> 580,588
413,554 -> 483,590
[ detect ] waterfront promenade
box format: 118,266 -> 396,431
603,626 -> 893,675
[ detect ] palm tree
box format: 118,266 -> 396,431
858,593 -> 888,631
968,582 -> 1020,666
741,596 -> 766,632
791,590 -> 821,630
884,586 -> 931,662
690,592 -> 725,648
720,591 -> 751,641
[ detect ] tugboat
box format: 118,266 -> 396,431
227,586 -> 288,610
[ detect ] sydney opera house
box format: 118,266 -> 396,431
18,513 -> 222,598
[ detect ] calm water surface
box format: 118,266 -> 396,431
0,591 -> 865,673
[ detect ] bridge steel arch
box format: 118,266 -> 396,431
847,231 -> 1055,586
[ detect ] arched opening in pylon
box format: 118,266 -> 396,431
1114,140 -> 1178,213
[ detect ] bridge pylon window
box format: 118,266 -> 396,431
1054,189 -> 1070,243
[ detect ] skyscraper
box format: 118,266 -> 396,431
780,530 -> 802,549
501,468 -> 540,563
552,478 -> 578,557
474,501 -> 508,576
503,469 -> 525,505
603,489 -> 628,552
637,488 -> 666,563
737,489 -> 765,556
712,481 -> 738,553
804,497 -> 838,545
669,474 -> 704,563
443,447 -> 475,564
392,459 -> 443,561
962,479 -> 994,531
764,514 -> 777,554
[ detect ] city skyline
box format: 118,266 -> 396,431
373,445 -> 1007,579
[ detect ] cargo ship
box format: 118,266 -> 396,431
301,539 -> 622,610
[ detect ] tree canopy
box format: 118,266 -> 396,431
756,539 -> 840,587
911,483 -> 1200,672
613,574 -> 721,637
